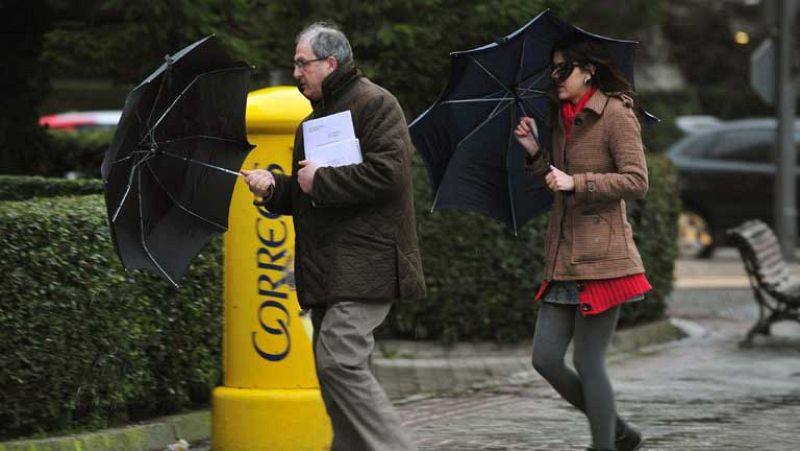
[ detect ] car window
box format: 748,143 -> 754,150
671,132 -> 717,158
705,128 -> 773,163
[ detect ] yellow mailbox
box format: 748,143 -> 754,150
212,86 -> 332,450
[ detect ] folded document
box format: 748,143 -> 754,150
302,110 -> 363,167
304,138 -> 362,168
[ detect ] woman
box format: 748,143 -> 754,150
514,35 -> 649,451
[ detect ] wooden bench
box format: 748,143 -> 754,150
726,219 -> 800,347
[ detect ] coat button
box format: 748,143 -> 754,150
581,303 -> 591,312
575,117 -> 584,126
587,181 -> 596,192
576,282 -> 585,292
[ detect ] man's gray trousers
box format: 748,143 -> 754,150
311,301 -> 414,451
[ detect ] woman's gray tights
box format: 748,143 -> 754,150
532,302 -> 624,450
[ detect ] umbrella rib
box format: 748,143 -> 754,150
111,152 -> 158,223
468,56 -> 515,97
111,155 -> 134,166
144,67 -> 170,134
143,159 -> 227,232
432,97 -> 515,211
454,97 -> 514,149
440,98 -> 509,105
505,106 -> 520,236
516,31 -> 527,88
158,150 -> 241,176
136,170 -> 180,288
148,67 -> 250,136
518,69 -> 551,93
516,90 -> 548,97
153,135 -> 250,147
110,149 -> 156,166
510,27 -> 525,234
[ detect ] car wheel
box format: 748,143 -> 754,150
678,210 -> 714,258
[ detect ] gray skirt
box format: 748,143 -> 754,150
542,280 -> 644,305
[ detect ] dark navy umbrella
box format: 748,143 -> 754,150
101,36 -> 254,287
409,9 -> 655,234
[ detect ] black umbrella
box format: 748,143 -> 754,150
409,9 -> 656,234
101,36 -> 254,287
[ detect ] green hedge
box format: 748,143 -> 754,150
0,195 -> 222,439
381,153 -> 680,342
0,175 -> 103,201
43,128 -> 114,178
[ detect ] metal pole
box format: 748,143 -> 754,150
775,0 -> 798,260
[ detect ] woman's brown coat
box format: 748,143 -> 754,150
525,90 -> 648,281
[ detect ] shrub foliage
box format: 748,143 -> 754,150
0,175 -> 103,201
0,195 -> 221,439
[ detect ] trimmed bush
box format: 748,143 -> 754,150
0,175 -> 103,201
0,195 -> 221,439
382,153 -> 679,343
43,128 -> 114,178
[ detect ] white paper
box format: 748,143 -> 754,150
302,110 -> 357,151
305,138 -> 363,167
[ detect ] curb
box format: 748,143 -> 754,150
374,318 -> 686,400
1,319 -> 683,451
0,411 -> 208,451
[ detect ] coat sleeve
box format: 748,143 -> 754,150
264,132 -> 301,216
264,172 -> 295,215
309,93 -> 409,207
524,149 -> 551,178
571,106 -> 648,204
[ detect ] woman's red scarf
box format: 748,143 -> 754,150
561,86 -> 597,141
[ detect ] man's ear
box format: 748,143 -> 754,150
586,63 -> 596,76
327,56 -> 338,73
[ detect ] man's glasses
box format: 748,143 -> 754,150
551,61 -> 581,82
293,56 -> 329,69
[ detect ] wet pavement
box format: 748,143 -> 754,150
398,318 -> 800,450
394,251 -> 800,450
193,251 -> 800,450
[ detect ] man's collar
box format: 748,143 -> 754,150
316,64 -> 361,108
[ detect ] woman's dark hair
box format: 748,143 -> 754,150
550,34 -> 639,110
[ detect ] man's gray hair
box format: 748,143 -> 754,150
297,22 -> 354,67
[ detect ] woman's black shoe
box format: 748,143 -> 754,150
615,426 -> 643,451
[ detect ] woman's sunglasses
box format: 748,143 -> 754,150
551,61 -> 582,82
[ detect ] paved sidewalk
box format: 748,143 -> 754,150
398,318 -> 800,450
393,251 -> 800,450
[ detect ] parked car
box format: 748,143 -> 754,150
39,110 -> 122,130
666,117 -> 800,258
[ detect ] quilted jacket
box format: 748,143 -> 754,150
266,66 -> 426,307
525,90 -> 648,281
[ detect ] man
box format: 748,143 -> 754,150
241,23 -> 425,451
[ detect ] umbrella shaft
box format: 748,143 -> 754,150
160,150 -> 241,176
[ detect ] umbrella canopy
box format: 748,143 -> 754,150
409,9 -> 656,234
101,36 -> 254,287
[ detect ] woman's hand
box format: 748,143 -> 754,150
514,116 -> 540,156
545,165 -> 575,192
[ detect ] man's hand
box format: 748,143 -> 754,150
545,165 -> 575,192
241,169 -> 275,197
297,160 -> 319,194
